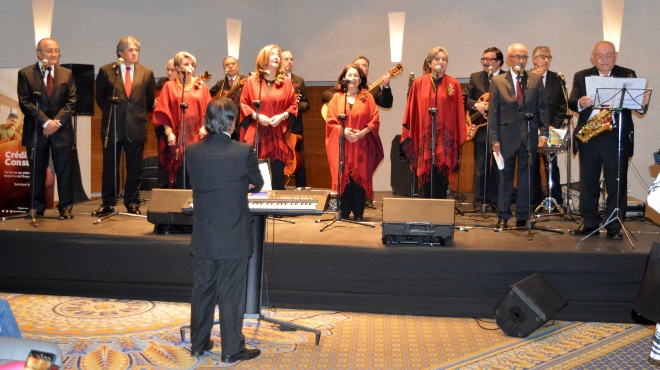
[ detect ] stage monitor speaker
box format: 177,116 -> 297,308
495,273 -> 568,338
390,135 -> 416,197
60,63 -> 94,115
147,189 -> 193,233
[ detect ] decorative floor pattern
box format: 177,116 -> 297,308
2,293 -> 658,369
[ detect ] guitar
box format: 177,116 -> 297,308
213,75 -> 246,100
465,92 -> 489,141
284,132 -> 303,176
321,63 -> 404,120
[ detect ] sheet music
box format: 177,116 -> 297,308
586,76 -> 647,109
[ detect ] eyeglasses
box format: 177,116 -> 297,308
535,55 -> 552,61
480,57 -> 498,63
38,48 -> 60,54
509,55 -> 529,61
596,53 -> 615,61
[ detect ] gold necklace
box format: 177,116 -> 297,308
176,78 -> 195,92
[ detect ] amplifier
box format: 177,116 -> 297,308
626,197 -> 646,218
382,198 -> 455,246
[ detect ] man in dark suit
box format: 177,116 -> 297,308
186,97 -> 263,363
281,50 -> 310,187
208,57 -> 245,139
94,36 -> 156,216
568,40 -> 650,239
17,38 -> 77,219
531,46 -> 568,209
488,43 -> 549,230
155,59 -> 176,91
463,47 -> 504,211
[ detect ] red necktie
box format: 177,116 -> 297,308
46,67 -> 54,98
125,66 -> 133,97
229,78 -> 234,86
516,76 -> 522,105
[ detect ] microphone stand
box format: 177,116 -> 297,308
179,72 -> 189,189
499,71 -> 562,240
95,68 -> 145,224
318,82 -> 375,231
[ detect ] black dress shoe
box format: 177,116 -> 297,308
606,228 -> 623,240
569,224 -> 599,236
91,205 -> 114,217
35,210 -> 45,217
516,220 -> 527,228
126,206 -> 141,215
221,348 -> 261,363
59,209 -> 74,220
354,215 -> 364,221
190,340 -> 214,357
495,218 -> 508,230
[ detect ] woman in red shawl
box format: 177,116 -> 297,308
153,51 -> 211,188
240,44 -> 298,190
401,47 -> 466,198
326,64 -> 384,221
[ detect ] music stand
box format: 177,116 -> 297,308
581,85 -> 652,246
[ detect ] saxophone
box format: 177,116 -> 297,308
576,109 -> 613,143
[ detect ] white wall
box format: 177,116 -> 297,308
1,0 -> 657,200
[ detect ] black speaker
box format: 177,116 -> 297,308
60,63 -> 94,115
495,273 -> 568,338
146,189 -> 193,234
390,135 -> 416,197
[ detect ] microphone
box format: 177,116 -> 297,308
41,59 -> 49,73
185,66 -> 194,75
487,66 -> 493,80
409,72 -> 415,80
514,66 -> 523,76
224,69 -> 229,75
258,69 -> 270,77
112,57 -> 124,69
434,65 -> 442,74
340,78 -> 351,85
557,72 -> 566,84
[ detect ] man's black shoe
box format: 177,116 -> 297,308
516,220 -> 527,228
126,205 -> 141,215
495,218 -> 507,231
569,224 -> 599,236
91,205 -> 114,217
59,209 -> 74,220
606,228 -> 623,240
35,210 -> 45,217
221,348 -> 261,363
190,340 -> 214,357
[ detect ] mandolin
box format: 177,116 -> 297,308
321,63 -> 404,120
465,92 -> 489,141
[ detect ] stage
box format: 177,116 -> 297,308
1,191 -> 658,324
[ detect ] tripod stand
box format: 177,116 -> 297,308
581,85 -> 650,246
2,82 -> 59,225
95,70 -> 146,224
497,71 -> 562,240
317,86 -> 374,231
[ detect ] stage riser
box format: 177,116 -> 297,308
0,232 -> 648,323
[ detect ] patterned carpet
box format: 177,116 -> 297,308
2,293 -> 658,369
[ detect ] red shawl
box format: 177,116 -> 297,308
325,91 -> 384,199
152,79 -> 211,187
401,74 -> 466,186
240,74 -> 298,164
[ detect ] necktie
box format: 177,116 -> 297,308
46,67 -> 54,98
229,78 -> 234,86
125,66 -> 133,97
516,76 -> 522,105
